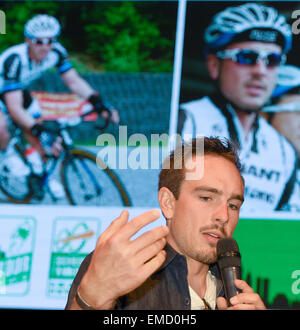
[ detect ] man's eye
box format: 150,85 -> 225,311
228,203 -> 238,210
200,196 -> 211,201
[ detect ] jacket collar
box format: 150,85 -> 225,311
152,243 -> 224,297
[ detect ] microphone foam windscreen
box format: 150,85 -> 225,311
217,238 -> 241,269
217,237 -> 239,257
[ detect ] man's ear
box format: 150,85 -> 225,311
158,187 -> 176,220
206,54 -> 220,80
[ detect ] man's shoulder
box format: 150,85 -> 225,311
180,96 -> 225,121
0,44 -> 27,81
51,42 -> 69,57
180,96 -> 215,112
179,95 -> 229,136
0,43 -> 27,62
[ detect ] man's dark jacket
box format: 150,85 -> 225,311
65,244 -> 224,310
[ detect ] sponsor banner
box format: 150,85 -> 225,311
31,91 -> 97,121
0,205 -> 163,309
0,204 -> 299,309
0,215 -> 36,296
47,216 -> 100,298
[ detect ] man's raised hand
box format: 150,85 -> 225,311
76,209 -> 169,309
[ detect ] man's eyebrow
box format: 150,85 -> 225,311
231,194 -> 244,203
194,186 -> 220,194
194,186 -> 244,202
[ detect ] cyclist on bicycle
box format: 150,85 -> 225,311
178,3 -> 298,213
262,65 -> 300,212
0,14 -> 119,199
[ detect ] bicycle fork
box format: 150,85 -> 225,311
29,156 -> 60,201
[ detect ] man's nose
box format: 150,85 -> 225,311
251,59 -> 268,75
41,44 -> 51,50
213,202 -> 229,225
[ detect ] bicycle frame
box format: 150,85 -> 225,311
2,112 -> 127,205
52,120 -> 106,200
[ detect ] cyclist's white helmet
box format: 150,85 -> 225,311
204,3 -> 292,54
24,15 -> 61,39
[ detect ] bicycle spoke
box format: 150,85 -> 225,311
0,159 -> 32,203
0,172 -> 31,201
71,157 -> 101,198
78,156 -> 102,195
61,150 -> 131,206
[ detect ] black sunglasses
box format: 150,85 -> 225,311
216,48 -> 286,68
31,38 -> 56,45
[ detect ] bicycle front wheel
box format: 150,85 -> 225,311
0,147 -> 33,204
61,149 -> 131,206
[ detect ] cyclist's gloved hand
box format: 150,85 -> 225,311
31,123 -> 44,137
88,93 -> 119,124
88,93 -> 109,115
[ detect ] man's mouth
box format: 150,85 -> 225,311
202,230 -> 224,244
245,83 -> 266,96
203,231 -> 223,238
207,233 -> 219,238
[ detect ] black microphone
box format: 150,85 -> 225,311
217,237 -> 242,306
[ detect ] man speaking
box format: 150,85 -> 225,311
65,137 -> 266,310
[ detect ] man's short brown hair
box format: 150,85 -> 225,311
158,136 -> 243,199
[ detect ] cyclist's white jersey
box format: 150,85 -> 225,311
281,168 -> 300,213
179,95 -> 298,213
0,42 -> 72,94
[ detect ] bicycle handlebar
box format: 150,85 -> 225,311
93,113 -> 111,131
43,109 -> 111,136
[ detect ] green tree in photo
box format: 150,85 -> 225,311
0,1 -> 60,51
0,1 -> 175,73
84,2 -> 174,72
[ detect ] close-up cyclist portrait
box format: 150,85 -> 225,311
178,1 -> 300,213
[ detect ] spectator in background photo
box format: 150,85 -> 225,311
262,65 -> 300,212
178,3 -> 299,213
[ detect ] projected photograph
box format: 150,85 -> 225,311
176,1 -> 300,214
0,0 -> 299,312
0,1 -> 178,207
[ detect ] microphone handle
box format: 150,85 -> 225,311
221,266 -> 242,306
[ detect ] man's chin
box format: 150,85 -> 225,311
37,53 -> 48,61
195,250 -> 217,265
238,107 -> 260,114
238,100 -> 266,113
